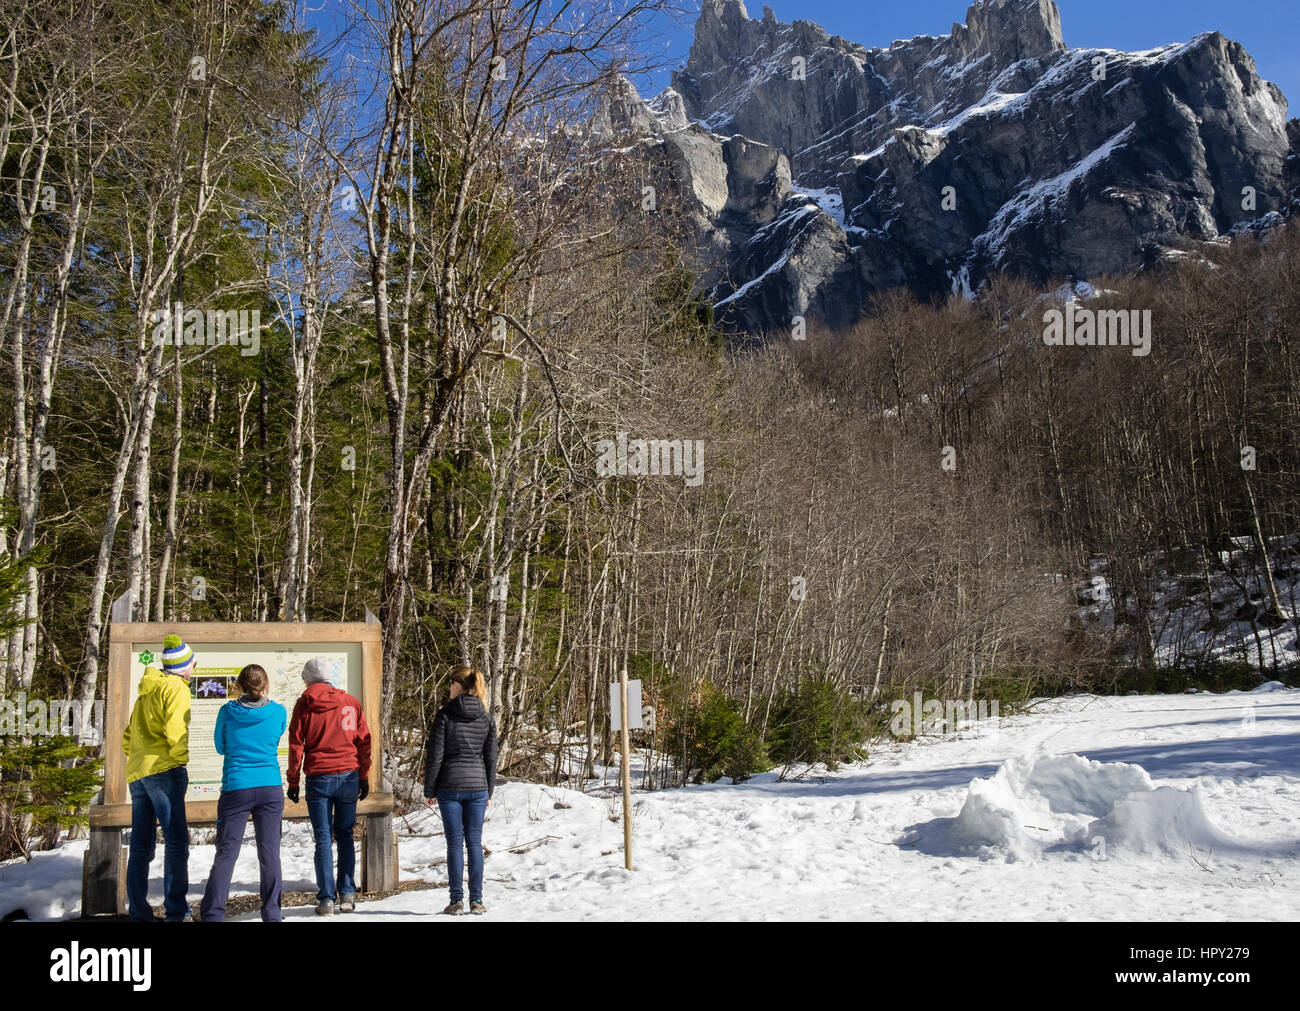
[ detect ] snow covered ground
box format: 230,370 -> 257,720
1077,536 -> 1300,672
3,686 -> 1297,921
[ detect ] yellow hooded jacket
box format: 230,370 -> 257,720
122,666 -> 191,783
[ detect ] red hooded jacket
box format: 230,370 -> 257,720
287,682 -> 372,788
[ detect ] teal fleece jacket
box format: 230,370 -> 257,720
214,698 -> 287,792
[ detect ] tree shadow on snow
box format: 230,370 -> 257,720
1067,732 -> 1300,781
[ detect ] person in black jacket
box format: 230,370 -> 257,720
424,667 -> 498,915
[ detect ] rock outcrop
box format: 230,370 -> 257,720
611,0 -> 1297,336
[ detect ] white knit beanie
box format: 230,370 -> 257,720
301,657 -> 338,687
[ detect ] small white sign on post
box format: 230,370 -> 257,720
610,679 -> 643,731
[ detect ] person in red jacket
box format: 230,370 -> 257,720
286,657 -> 371,916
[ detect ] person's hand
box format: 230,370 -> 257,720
425,797 -> 437,808
286,785 -> 299,804
358,778 -> 370,802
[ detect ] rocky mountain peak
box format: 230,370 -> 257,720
956,0 -> 1065,64
624,1 -> 1296,338
671,0 -> 1072,188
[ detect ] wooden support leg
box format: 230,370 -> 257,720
81,826 -> 125,917
362,812 -> 397,895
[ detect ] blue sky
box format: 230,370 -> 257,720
642,0 -> 1298,105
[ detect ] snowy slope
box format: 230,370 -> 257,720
1076,536 -> 1300,672
3,687 -> 1296,921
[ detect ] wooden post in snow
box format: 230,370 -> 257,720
620,667 -> 633,870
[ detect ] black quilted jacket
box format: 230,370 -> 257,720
423,694 -> 498,798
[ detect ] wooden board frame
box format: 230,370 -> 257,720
90,621 -> 391,828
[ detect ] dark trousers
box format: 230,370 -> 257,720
436,788 -> 489,904
199,786 -> 284,922
127,766 -> 189,921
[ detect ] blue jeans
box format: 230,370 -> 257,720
127,765 -> 190,921
305,770 -> 357,903
437,788 -> 488,904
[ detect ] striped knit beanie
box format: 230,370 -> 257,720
161,634 -> 194,675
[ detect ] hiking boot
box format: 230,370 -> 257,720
469,901 -> 486,915
338,895 -> 355,913
442,901 -> 465,915
315,900 -> 334,916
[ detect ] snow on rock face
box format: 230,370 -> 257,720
674,0 -> 1065,182
618,0 -> 1296,338
934,752 -> 1246,863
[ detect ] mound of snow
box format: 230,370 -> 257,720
1085,787 -> 1241,858
0,843 -> 87,920
936,752 -> 1247,862
482,781 -> 606,827
1251,681 -> 1290,693
1022,753 -> 1152,816
948,754 -> 1149,861
948,765 -> 1042,861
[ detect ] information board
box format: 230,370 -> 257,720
125,641 -> 363,800
92,622 -> 387,826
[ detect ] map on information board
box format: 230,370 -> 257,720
126,641 -> 363,800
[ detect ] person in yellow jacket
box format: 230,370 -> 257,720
123,634 -> 195,922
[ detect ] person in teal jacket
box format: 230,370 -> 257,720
199,664 -> 288,922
